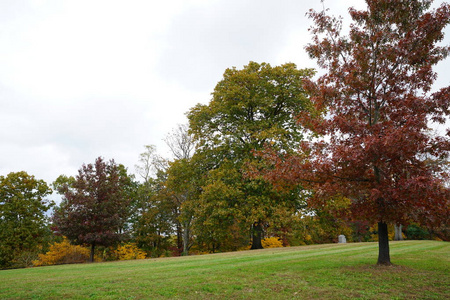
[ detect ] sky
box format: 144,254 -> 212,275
1,0 -> 449,191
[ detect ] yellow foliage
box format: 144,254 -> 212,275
238,245 -> 251,251
114,243 -> 147,260
261,237 -> 283,248
238,237 -> 284,250
33,239 -> 90,267
370,225 -> 406,241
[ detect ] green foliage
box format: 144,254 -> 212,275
0,171 -> 53,269
192,168 -> 248,252
406,224 -> 431,240
186,62 -> 315,250
52,174 -> 75,195
132,187 -> 174,258
188,61 -> 314,163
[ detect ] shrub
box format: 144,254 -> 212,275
33,239 -> 90,267
12,249 -> 41,268
114,243 -> 147,260
406,224 -> 430,240
261,237 -> 283,248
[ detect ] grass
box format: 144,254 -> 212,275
0,240 -> 448,299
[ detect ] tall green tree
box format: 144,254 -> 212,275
52,157 -> 134,262
0,172 -> 53,268
188,62 -> 314,249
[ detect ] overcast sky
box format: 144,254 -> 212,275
1,0 -> 449,190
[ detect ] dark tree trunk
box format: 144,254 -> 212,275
377,222 -> 391,265
90,244 -> 95,263
176,222 -> 183,253
250,222 -> 264,250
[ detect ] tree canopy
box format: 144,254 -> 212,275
52,157 -> 135,262
188,62 -> 314,249
0,172 -> 53,268
259,0 -> 450,265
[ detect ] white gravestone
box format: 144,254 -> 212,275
338,235 -> 347,243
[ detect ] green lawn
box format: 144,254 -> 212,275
0,240 -> 448,299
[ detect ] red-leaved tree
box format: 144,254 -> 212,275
53,157 -> 134,262
258,0 -> 450,265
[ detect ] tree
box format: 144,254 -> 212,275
163,124 -> 198,255
188,62 -> 314,249
164,158 -> 201,255
132,183 -> 174,257
52,157 -> 134,262
164,124 -> 196,160
190,162 -> 249,252
269,0 -> 450,265
0,172 -> 53,268
135,145 -> 167,183
132,145 -> 173,256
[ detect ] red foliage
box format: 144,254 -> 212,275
52,157 -> 134,261
258,0 -> 450,231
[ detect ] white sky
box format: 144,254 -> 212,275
1,0 -> 449,190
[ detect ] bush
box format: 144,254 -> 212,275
114,243 -> 147,260
33,239 -> 90,267
261,237 -> 283,248
11,249 -> 41,268
406,224 -> 430,240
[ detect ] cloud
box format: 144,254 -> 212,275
0,0 -> 448,195
157,0 -> 317,91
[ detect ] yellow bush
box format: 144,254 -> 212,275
261,237 -> 283,248
237,244 -> 251,251
33,239 -> 90,267
114,243 -> 147,260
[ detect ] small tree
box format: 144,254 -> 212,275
52,157 -> 134,262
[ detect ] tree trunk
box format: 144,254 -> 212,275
182,222 -> 190,256
394,224 -> 403,241
90,244 -> 95,263
250,222 -> 264,250
176,222 -> 183,253
377,222 -> 391,265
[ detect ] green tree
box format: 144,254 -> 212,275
0,171 -> 53,268
192,165 -> 248,252
164,158 -> 201,255
52,157 -> 134,262
187,62 -> 314,249
163,124 -> 198,255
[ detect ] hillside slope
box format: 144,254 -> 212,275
0,241 -> 448,299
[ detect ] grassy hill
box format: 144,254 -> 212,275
0,240 -> 448,299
